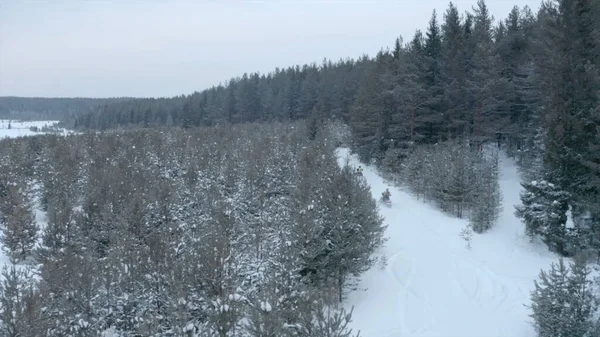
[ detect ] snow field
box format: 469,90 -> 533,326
337,147 -> 559,337
0,119 -> 68,138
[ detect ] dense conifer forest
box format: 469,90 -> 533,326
0,121 -> 386,336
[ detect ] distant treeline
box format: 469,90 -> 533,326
0,96 -> 136,121
72,59 -> 366,130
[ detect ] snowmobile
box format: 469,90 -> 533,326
380,196 -> 392,207
380,190 -> 392,207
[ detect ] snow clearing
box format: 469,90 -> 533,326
337,147 -> 559,337
0,119 -> 69,138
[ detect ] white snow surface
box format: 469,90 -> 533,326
337,147 -> 559,337
0,119 -> 69,138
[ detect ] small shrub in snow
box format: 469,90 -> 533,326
459,226 -> 473,250
379,254 -> 388,270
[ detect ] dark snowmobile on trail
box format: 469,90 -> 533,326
381,189 -> 391,207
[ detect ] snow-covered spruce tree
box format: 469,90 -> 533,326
469,149 -> 502,233
36,193 -> 77,261
300,155 -> 385,302
349,57 -> 390,164
400,144 -> 429,200
533,0 -> 600,260
380,146 -> 405,181
516,124 -> 546,184
243,278 -> 287,337
515,177 -> 571,255
37,246 -> 103,337
193,189 -> 245,337
99,223 -> 158,335
325,119 -> 352,147
441,144 -> 473,218
288,129 -> 385,303
287,293 -> 359,337
0,183 -> 37,262
529,258 -> 597,337
402,139 -> 501,231
0,265 -> 47,337
133,231 -> 184,335
402,140 -> 466,215
292,135 -> 339,257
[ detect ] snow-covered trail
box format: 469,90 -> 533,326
337,148 -> 558,337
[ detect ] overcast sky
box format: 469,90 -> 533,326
0,0 -> 541,98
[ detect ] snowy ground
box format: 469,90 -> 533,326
337,148 -> 559,337
0,119 -> 69,138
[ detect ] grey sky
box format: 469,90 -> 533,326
0,0 -> 541,98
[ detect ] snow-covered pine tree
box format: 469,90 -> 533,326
470,149 -> 502,233
401,144 -> 428,199
0,264 -> 47,337
529,258 -> 597,337
289,294 -> 360,337
515,177 -> 571,255
304,159 -> 385,303
403,140 -> 501,229
533,0 -> 600,255
0,183 -> 38,262
243,278 -> 285,337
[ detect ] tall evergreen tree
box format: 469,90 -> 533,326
515,178 -> 571,255
440,2 -> 468,138
350,51 -> 393,163
468,0 -> 509,145
534,0 -> 600,231
529,258 -> 597,337
421,10 -> 445,143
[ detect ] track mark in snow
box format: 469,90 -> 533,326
337,148 -> 558,337
386,251 -> 435,335
385,252 -> 412,336
451,255 -> 510,310
453,260 -> 481,301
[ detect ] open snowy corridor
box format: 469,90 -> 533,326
337,148 -> 559,337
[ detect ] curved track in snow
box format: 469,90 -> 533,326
338,148 -> 558,337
